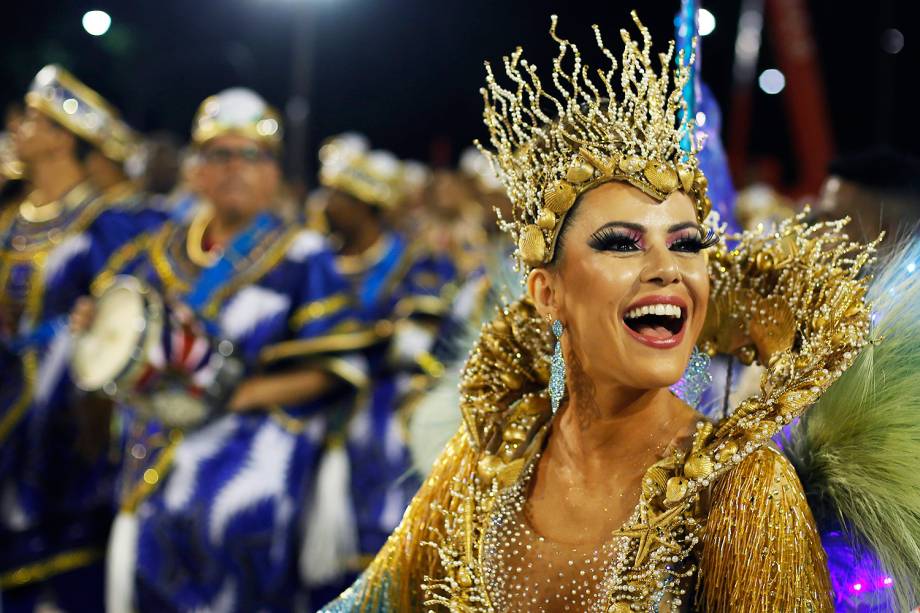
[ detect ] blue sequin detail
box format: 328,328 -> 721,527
549,319 -> 565,414
670,346 -> 712,408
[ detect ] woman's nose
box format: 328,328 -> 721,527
640,247 -> 681,286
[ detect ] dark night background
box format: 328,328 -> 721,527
2,0 -> 918,191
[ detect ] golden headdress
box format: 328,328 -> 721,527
318,133 -> 405,209
477,13 -> 711,270
25,64 -> 140,163
191,87 -> 283,152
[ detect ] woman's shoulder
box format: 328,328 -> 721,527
710,442 -> 801,501
699,442 -> 833,611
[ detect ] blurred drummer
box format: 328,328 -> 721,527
75,88 -> 374,612
0,65 -> 163,612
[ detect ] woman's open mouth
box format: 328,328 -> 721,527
622,299 -> 687,348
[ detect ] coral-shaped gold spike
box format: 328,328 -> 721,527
477,12 -> 710,272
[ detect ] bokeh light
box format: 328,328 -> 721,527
82,10 -> 112,36
758,69 -> 786,95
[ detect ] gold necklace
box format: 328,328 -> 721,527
186,206 -> 220,268
19,193 -> 62,223
17,182 -> 94,224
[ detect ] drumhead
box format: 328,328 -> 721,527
72,277 -> 151,391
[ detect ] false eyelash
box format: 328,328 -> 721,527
699,226 -> 720,249
668,226 -> 720,252
588,227 -> 643,252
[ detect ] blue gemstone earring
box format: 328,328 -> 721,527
670,345 -> 712,408
549,319 -> 566,414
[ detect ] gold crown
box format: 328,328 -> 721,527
477,13 -> 712,270
192,88 -> 283,152
25,65 -> 140,163
318,133 -> 405,209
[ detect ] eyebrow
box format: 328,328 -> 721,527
592,221 -> 699,234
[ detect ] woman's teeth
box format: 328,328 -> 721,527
624,303 -> 683,320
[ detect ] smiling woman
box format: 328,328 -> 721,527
320,12 -> 882,613
529,183 -> 712,391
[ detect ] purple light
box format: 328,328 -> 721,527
853,583 -> 863,592
883,577 -> 893,586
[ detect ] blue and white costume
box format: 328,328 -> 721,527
317,136 -> 458,580
0,65 -> 166,612
106,209 -> 373,612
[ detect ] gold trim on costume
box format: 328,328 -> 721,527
1,183 -> 105,264
258,327 -> 384,365
415,351 -> 445,379
393,294 -> 448,318
201,227 -> 296,318
91,232 -> 154,296
120,431 -> 183,513
289,292 -> 350,330
0,352 -> 37,446
100,180 -> 141,206
149,222 -> 190,294
0,547 -> 104,590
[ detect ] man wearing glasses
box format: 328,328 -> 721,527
74,88 -> 373,612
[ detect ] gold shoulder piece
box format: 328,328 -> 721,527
699,445 -> 833,612
692,215 -> 877,485
459,297 -> 553,452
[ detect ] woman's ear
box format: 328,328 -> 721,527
527,267 -> 559,320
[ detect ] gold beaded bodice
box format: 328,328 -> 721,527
482,448 -> 679,613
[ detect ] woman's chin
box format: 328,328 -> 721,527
618,361 -> 687,391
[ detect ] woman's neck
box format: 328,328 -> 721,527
551,358 -> 697,476
29,155 -> 85,205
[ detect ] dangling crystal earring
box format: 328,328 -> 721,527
670,346 -> 712,408
549,319 -> 566,414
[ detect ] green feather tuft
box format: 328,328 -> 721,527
786,239 -> 920,609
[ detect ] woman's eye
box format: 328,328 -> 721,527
669,236 -> 705,253
669,228 -> 718,253
589,230 -> 642,252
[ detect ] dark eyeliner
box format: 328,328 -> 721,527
669,227 -> 719,252
588,227 -> 641,252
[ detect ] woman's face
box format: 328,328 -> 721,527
529,182 -> 710,391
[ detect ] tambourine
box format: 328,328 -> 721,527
72,275 -> 164,394
71,276 -> 235,429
